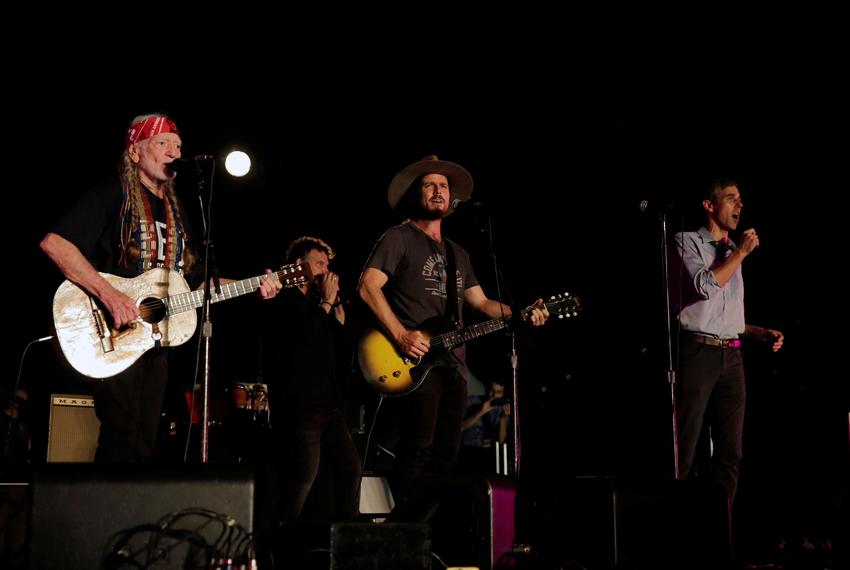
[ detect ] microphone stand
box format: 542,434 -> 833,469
509,323 -> 519,476
659,210 -> 680,479
194,160 -> 218,463
478,209 -> 524,477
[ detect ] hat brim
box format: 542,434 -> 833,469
387,158 -> 473,215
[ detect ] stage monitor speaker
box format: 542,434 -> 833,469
537,477 -> 730,569
331,522 -> 431,570
46,393 -> 99,462
0,482 -> 28,566
30,464 -> 255,570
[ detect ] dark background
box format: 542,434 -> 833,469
5,58 -> 847,556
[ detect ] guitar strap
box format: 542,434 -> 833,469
444,240 -> 460,325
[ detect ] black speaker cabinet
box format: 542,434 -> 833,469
270,522 -> 430,570
46,394 -> 99,462
537,477 -> 730,569
388,473 -> 516,569
0,481 -> 29,567
30,464 -> 255,569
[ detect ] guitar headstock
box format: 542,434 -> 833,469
543,292 -> 581,319
276,262 -> 313,289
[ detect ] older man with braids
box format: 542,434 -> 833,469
41,113 -> 280,462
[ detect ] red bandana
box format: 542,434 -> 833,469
125,116 -> 180,149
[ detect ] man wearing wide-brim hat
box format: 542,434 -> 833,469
387,155 -> 473,218
357,155 -> 549,500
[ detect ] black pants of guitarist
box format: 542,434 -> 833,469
392,366 -> 467,500
275,407 -> 363,523
93,349 -> 169,463
677,338 -> 746,503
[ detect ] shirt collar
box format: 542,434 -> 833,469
698,226 -> 737,249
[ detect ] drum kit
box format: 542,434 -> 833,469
158,378 -> 274,462
228,381 -> 271,427
179,380 -> 271,427
164,380 -> 272,457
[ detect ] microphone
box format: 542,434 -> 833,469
451,198 -> 485,210
165,158 -> 193,173
165,155 -> 215,172
639,200 -> 676,213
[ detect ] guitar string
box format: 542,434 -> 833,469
426,297 -> 575,347
429,303 -> 537,347
126,266 -> 308,315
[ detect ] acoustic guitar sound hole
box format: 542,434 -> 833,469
139,298 -> 167,323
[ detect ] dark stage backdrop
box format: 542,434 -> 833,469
7,87 -> 846,551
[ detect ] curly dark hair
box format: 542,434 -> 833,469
285,236 -> 336,264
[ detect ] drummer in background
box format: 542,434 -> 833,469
259,236 -> 361,531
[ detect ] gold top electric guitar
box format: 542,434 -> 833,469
358,292 -> 581,396
53,264 -> 311,379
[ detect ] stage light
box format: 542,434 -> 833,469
224,150 -> 251,177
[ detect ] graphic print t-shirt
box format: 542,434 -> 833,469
364,221 -> 479,329
51,177 -> 189,280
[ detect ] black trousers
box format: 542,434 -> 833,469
677,339 -> 746,502
276,407 -> 362,522
392,366 -> 467,499
92,349 -> 169,463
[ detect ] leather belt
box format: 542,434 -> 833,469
684,332 -> 741,349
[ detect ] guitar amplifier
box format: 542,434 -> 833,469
47,393 -> 100,462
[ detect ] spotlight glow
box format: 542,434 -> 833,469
224,151 -> 251,177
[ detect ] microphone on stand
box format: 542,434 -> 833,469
451,197 -> 486,210
451,198 -> 489,232
165,155 -> 215,173
639,200 -> 677,213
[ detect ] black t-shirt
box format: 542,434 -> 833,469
51,176 -> 194,283
262,287 -> 347,409
364,221 -> 478,329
